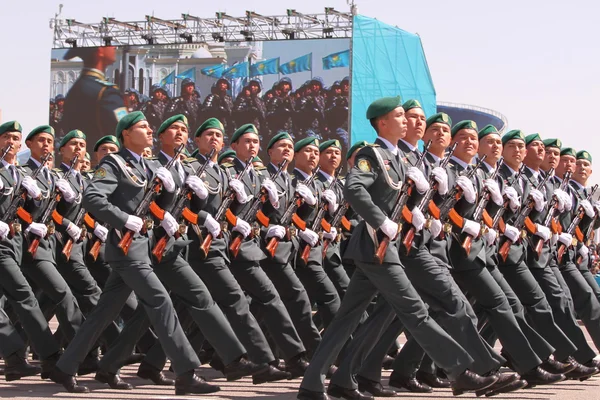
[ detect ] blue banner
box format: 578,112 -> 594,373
200,64 -> 226,78
176,67 -> 196,80
160,70 -> 175,86
223,62 -> 249,79
322,50 -> 350,70
279,53 -> 312,75
250,57 -> 280,76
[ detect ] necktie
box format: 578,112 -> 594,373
175,160 -> 185,182
42,166 -> 51,184
8,165 -> 17,183
140,158 -> 151,180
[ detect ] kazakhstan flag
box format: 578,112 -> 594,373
176,67 -> 196,80
160,70 -> 175,86
223,62 -> 249,79
279,53 -> 312,75
322,50 -> 350,70
201,64 -> 226,78
250,57 -> 280,76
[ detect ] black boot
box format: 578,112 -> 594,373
223,356 -> 269,381
520,366 -> 565,387
49,367 -> 90,393
40,351 -> 61,380
541,358 -> 575,375
286,354 -> 310,379
252,365 -> 291,384
4,352 -> 40,381
174,370 -> 220,395
389,371 -> 432,393
137,361 -> 174,385
451,369 -> 498,396
95,369 -> 133,390
416,370 -> 451,388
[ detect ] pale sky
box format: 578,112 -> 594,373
1,0 -> 599,180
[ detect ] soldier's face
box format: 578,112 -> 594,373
232,133 -> 260,161
250,84 -> 260,95
184,85 -> 195,95
478,135 -> 502,163
524,140 -> 545,167
195,129 -> 224,157
405,108 -> 426,142
319,147 -> 341,172
542,147 -> 560,171
95,143 -> 119,165
502,140 -> 526,169
282,83 -> 291,94
451,129 -> 479,163
82,159 -> 91,171
154,91 -> 167,101
268,139 -> 294,166
124,120 -> 154,152
218,82 -> 228,91
142,147 -> 153,158
574,159 -> 592,184
557,155 -> 576,175
0,131 -> 21,158
161,122 -> 189,151
295,145 -> 320,173
26,133 -> 54,161
423,123 -> 451,154
60,138 -> 87,165
57,100 -> 64,109
378,107 -> 407,142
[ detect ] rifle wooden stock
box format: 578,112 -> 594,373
229,236 -> 243,258
118,230 -> 134,255
28,238 -> 40,257
341,216 -> 351,231
62,240 -> 74,261
200,234 -> 213,258
374,237 -> 390,264
89,239 -> 102,261
256,210 -> 270,227
499,239 -> 511,262
152,236 -> 168,262
462,236 -> 473,256
557,243 -> 567,264
300,241 -> 311,264
534,237 -> 544,260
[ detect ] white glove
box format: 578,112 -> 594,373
0,221 -> 9,240
21,176 -> 41,199
232,218 -> 251,238
461,219 -> 480,238
483,179 -> 503,206
323,227 -> 337,241
429,218 -> 442,238
503,186 -> 520,212
534,224 -> 551,242
156,167 -> 175,193
229,179 -> 251,204
558,232 -> 573,246
322,189 -> 338,214
379,217 -> 399,240
406,167 -> 429,194
185,175 -> 208,200
266,225 -> 286,239
411,207 -> 425,232
26,222 -> 48,238
579,245 -> 590,258
431,167 -> 448,195
504,224 -> 520,242
529,189 -> 546,212
296,183 -> 316,206
580,199 -> 595,218
125,215 -> 144,233
204,214 -> 221,237
66,222 -> 82,240
553,189 -> 569,212
484,228 -> 498,245
594,200 -> 600,213
93,223 -> 108,242
298,228 -> 319,247
261,179 -> 279,208
550,233 -> 559,247
55,178 -> 76,203
456,176 -> 476,203
160,212 -> 178,237
0,178 -> 4,191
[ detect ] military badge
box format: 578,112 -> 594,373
94,168 -> 106,179
358,159 -> 371,172
383,160 -> 391,171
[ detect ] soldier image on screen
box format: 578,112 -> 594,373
140,84 -> 170,135
124,88 -> 142,112
233,85 -> 263,135
60,46 -> 127,150
50,94 -> 66,138
295,77 -> 326,141
201,78 -> 233,142
266,77 -> 296,140
164,78 -> 203,147
325,80 -> 349,137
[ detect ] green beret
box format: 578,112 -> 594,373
478,124 -> 499,140
183,148 -> 191,157
26,125 -> 55,141
426,113 -> 452,129
561,147 -> 576,158
402,99 -> 422,112
451,120 -> 478,138
157,114 -> 188,135
217,149 -> 236,163
231,123 -> 258,144
94,135 -> 120,152
195,117 -> 224,137
0,121 -> 22,136
59,129 -> 86,148
115,111 -> 145,140
577,150 -> 592,163
85,152 -> 90,161
294,137 -> 320,153
525,133 -> 542,146
190,148 -> 199,157
252,156 -> 263,163
366,96 -> 402,120
346,140 -> 368,160
267,132 -> 293,150
319,139 -> 342,153
542,138 -> 562,150
501,129 -> 526,145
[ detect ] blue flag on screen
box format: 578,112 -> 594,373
201,64 -> 226,78
223,62 -> 249,79
176,67 -> 196,80
279,53 -> 312,75
160,71 -> 175,86
322,50 -> 350,70
250,57 -> 280,76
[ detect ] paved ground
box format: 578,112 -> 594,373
1,319 -> 600,399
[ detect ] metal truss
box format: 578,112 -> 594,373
51,8 -> 354,48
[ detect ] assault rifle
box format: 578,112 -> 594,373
491,165 -> 526,232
